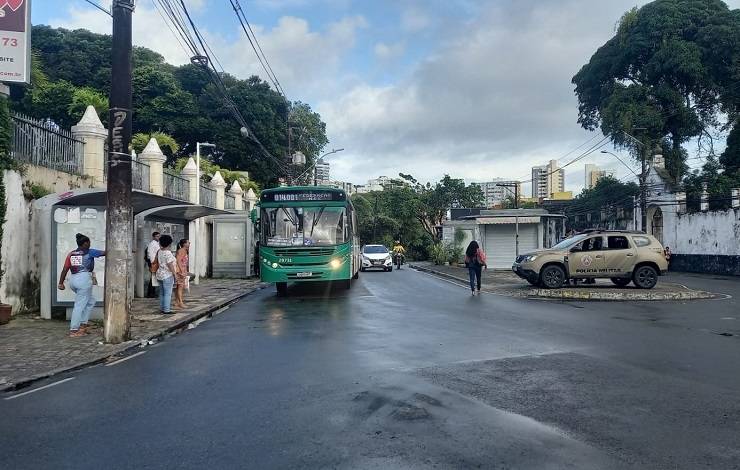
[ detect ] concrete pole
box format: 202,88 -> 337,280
104,0 -> 136,344
229,181 -> 244,211
210,171 -> 227,210
71,105 -> 107,187
138,138 -> 166,196
246,188 -> 258,211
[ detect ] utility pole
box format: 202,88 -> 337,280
496,182 -> 520,209
622,129 -> 649,232
103,0 -> 135,344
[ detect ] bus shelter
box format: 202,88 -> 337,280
36,188 -> 228,320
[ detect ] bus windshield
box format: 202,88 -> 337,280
262,206 -> 347,247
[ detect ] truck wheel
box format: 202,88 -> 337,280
632,266 -> 658,289
540,265 -> 565,289
276,282 -> 288,296
610,278 -> 631,287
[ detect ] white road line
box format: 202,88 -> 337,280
4,377 -> 76,400
105,351 -> 147,367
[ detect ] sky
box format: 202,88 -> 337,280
32,0 -> 740,194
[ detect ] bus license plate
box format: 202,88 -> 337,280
296,272 -> 313,278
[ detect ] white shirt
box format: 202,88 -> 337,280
147,239 -> 160,264
156,250 -> 177,280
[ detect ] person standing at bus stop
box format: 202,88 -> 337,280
155,235 -> 179,314
464,240 -> 487,296
58,233 -> 106,337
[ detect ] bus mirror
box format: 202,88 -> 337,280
250,208 -> 258,224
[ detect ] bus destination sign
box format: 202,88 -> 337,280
262,190 -> 345,203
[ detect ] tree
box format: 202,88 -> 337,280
572,0 -> 740,180
131,132 -> 180,161
720,123 -> 740,175
401,174 -> 485,239
565,176 -> 639,230
68,87 -> 108,123
10,26 -> 330,189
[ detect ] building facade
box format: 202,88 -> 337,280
474,179 -> 522,208
314,158 -> 331,186
584,164 -> 614,189
532,160 -> 564,198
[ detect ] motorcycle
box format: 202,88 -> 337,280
393,252 -> 404,270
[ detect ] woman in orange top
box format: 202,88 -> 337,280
464,240 -> 488,296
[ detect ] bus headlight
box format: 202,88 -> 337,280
330,258 -> 342,269
271,262 -> 279,269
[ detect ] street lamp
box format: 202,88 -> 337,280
194,142 -> 215,285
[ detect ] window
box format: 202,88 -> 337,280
632,236 -> 651,247
262,206 -> 347,247
571,236 -> 603,252
607,236 -> 630,250
363,245 -> 388,254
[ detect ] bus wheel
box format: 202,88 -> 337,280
353,269 -> 360,280
276,282 -> 288,296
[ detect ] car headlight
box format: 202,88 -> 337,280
385,255 -> 392,261
330,258 -> 342,269
524,255 -> 538,262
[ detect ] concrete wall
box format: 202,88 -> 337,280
0,166 -> 94,315
1,171 -> 39,314
673,209 -> 740,255
666,209 -> 740,276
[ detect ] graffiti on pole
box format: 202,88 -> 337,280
0,0 -> 31,84
108,107 -> 131,168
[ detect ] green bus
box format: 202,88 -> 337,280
253,186 -> 361,295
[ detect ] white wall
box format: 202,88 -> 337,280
672,209 -> 740,255
1,171 -> 39,314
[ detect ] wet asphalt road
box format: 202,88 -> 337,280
2,269 -> 740,469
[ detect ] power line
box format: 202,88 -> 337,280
229,0 -> 286,97
154,0 -> 291,177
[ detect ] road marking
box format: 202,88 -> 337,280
4,377 -> 75,400
105,351 -> 147,367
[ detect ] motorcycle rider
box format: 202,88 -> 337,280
392,240 -> 406,269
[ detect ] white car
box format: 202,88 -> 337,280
361,245 -> 393,272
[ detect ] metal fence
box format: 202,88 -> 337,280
225,194 -> 236,210
164,169 -> 189,202
132,161 -> 151,192
200,185 -> 216,208
10,113 -> 85,175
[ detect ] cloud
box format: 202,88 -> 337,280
209,15 -> 367,98
49,4 -> 367,100
319,0 -> 686,188
374,41 -> 405,61
49,4 -> 194,65
401,5 -> 432,32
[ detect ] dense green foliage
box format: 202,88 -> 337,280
564,176 -> 640,231
352,175 -> 484,260
572,0 -> 740,181
9,25 -> 328,187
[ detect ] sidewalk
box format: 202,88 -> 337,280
410,262 -> 717,301
0,279 -> 264,392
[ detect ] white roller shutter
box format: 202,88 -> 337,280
484,224 -> 539,269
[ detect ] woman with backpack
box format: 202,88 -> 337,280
464,240 -> 487,296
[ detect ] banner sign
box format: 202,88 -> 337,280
475,217 -> 541,225
261,189 -> 346,203
0,0 -> 31,84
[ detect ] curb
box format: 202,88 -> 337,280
0,284 -> 267,393
410,264 -> 717,302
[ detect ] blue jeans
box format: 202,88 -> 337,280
468,265 -> 482,292
69,272 -> 95,330
159,275 -> 175,313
